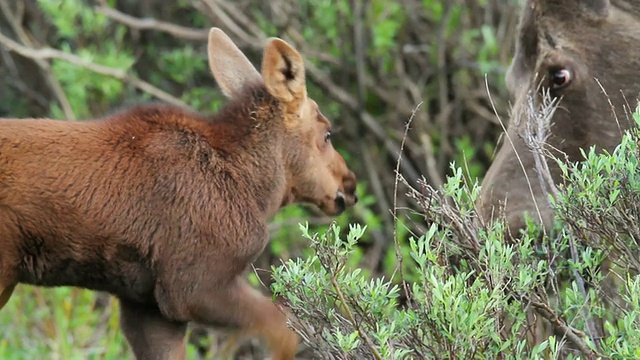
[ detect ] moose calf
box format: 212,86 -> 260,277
0,28 -> 358,359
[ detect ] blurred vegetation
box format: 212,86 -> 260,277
0,0 -> 525,358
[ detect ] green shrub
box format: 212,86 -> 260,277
271,106 -> 640,359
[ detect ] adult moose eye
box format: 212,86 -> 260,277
549,68 -> 571,89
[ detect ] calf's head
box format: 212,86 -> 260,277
478,0 -> 640,236
208,28 -> 358,216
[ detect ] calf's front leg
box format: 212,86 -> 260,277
185,276 -> 300,360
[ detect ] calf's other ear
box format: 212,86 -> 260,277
208,27 -> 262,98
261,38 -> 307,105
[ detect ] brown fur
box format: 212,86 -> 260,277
0,28 -> 357,360
479,0 -> 640,236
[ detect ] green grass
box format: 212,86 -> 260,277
0,286 -> 129,359
1,286 -> 227,359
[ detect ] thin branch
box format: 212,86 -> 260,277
210,0 -> 264,41
483,74 -> 546,234
0,30 -> 189,110
595,78 -> 624,136
523,88 -> 561,198
0,1 -> 75,120
304,59 -> 420,183
0,47 -> 49,108
94,5 -> 209,41
435,3 -> 454,175
199,0 -> 263,47
392,102 -> 423,309
330,275 -> 383,360
522,89 -> 604,350
530,301 -> 600,359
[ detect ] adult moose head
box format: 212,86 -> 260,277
0,28 -> 357,359
479,0 -> 640,237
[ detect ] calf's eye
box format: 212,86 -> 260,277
324,130 -> 332,143
550,68 -> 571,89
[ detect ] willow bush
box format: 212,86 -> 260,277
272,107 -> 640,359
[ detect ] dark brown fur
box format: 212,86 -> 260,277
479,0 -> 640,236
0,29 -> 357,360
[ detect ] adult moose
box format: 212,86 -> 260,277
478,0 -> 640,347
479,0 -> 640,238
0,28 -> 357,359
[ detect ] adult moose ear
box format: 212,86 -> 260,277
583,0 -> 610,17
208,27 -> 262,98
506,0 -> 539,95
261,38 -> 307,107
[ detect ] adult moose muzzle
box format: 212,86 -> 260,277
0,28 -> 357,359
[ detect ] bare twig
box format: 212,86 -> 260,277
304,59 -> 421,184
211,0 -> 264,40
199,0 -> 263,47
95,5 -> 209,41
330,275 -> 383,360
522,88 -> 560,198
0,1 -> 75,120
0,30 -> 189,109
418,131 -> 444,188
521,88 -> 604,351
0,46 -> 49,107
530,301 -> 601,359
435,3 -> 454,175
595,77 -> 624,136
483,74 -> 546,232
391,102 -> 422,308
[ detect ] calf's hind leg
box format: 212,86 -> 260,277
186,277 -> 300,360
119,299 -> 188,360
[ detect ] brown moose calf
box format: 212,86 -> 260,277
0,28 -> 357,359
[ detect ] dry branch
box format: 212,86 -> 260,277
0,1 -> 75,120
95,5 -> 209,41
521,89 -> 605,351
199,0 -> 264,47
400,160 -> 602,359
0,30 -> 189,109
530,301 -> 600,360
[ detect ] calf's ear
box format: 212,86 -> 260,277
208,27 -> 262,98
261,38 -> 307,106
